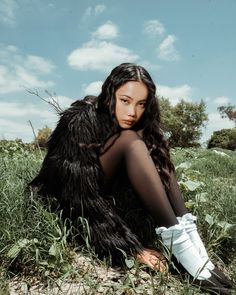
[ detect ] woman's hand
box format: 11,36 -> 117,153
136,248 -> 167,273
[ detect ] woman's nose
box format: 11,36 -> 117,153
128,105 -> 136,117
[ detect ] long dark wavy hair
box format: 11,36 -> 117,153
94,62 -> 174,189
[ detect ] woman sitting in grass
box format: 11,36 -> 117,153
30,63 -> 233,294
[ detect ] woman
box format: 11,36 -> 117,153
30,63 -> 233,294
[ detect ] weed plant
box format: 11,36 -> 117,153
0,141 -> 235,294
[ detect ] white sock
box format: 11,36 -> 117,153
179,213 -> 215,271
156,224 -> 212,280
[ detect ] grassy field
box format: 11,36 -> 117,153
0,140 -> 235,294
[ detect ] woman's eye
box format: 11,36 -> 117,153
121,99 -> 129,104
139,103 -> 146,108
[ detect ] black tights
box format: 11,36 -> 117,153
99,130 -> 188,228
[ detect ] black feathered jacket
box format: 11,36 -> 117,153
30,97 -> 156,263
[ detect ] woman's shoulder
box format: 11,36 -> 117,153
48,95 -> 100,146
59,96 -> 98,123
70,95 -> 98,108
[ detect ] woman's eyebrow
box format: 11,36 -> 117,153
119,94 -> 147,102
119,94 -> 132,99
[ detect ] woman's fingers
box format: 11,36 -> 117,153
137,254 -> 166,272
149,256 -> 166,272
147,249 -> 167,262
136,248 -> 167,272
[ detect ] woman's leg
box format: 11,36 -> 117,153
99,130 -> 232,292
99,130 -> 178,227
167,171 -> 188,217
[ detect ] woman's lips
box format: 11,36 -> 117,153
122,120 -> 135,125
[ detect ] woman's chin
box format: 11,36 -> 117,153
119,122 -> 135,129
119,124 -> 131,129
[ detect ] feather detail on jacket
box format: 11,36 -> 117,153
29,97 -> 145,262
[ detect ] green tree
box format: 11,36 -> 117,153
217,104 -> 236,126
159,97 -> 208,147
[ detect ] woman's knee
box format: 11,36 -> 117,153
119,129 -> 142,144
100,129 -> 144,157
118,130 -> 148,157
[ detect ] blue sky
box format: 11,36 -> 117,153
0,0 -> 235,144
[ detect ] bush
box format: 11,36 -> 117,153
0,139 -> 34,156
33,126 -> 52,149
207,128 -> 236,150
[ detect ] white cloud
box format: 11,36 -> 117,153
143,19 -> 165,37
208,113 -> 235,128
0,118 -> 32,141
0,116 -> 58,143
158,35 -> 180,61
0,65 -> 54,94
83,81 -> 103,95
44,95 -> 74,109
68,40 -> 139,72
0,45 -> 55,94
83,6 -> 92,18
26,55 -> 55,74
56,96 -> 74,108
0,0 -> 18,26
92,21 -> 119,40
26,93 -> 74,112
94,4 -> 106,15
83,4 -> 106,20
0,95 -> 74,142
139,60 -> 161,72
201,112 -> 235,143
213,96 -> 230,105
0,99 -> 60,142
0,101 -> 54,119
157,84 -> 192,104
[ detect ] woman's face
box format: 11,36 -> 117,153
115,81 -> 148,129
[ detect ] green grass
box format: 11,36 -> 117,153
0,141 -> 235,294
